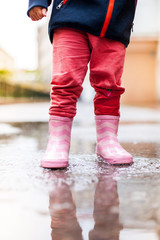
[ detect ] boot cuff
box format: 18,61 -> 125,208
95,115 -> 119,120
50,115 -> 73,122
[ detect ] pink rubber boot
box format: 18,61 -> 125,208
95,115 -> 133,164
41,116 -> 73,169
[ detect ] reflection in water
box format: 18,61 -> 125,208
2,120 -> 160,239
49,181 -> 83,240
89,175 -> 122,240
48,171 -> 122,240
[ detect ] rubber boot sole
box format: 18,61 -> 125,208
97,153 -> 133,165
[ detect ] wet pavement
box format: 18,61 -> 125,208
1,102 -> 160,240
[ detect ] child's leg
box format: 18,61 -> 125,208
41,28 -> 90,169
49,28 -> 90,118
88,35 -> 133,164
89,36 -> 125,116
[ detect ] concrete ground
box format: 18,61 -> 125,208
0,101 -> 160,240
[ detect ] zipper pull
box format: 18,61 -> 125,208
56,1 -> 64,9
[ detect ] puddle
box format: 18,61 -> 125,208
0,121 -> 160,239
0,123 -> 21,137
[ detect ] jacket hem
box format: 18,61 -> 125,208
49,24 -> 128,47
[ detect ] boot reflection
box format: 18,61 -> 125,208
89,176 -> 123,240
49,182 -> 83,240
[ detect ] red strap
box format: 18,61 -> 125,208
135,0 -> 137,8
100,0 -> 115,37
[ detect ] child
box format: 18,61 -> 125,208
28,0 -> 137,168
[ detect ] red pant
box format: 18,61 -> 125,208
49,28 -> 126,118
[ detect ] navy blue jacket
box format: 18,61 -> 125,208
27,0 -> 137,47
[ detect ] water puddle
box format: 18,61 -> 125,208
0,122 -> 160,239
